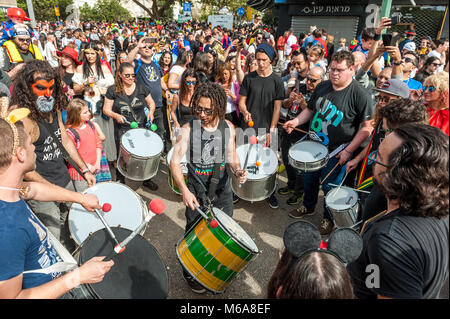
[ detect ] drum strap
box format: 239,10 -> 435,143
207,120 -> 226,202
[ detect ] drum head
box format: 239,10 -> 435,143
213,208 -> 259,253
289,141 -> 328,163
236,144 -> 278,179
79,228 -> 168,299
167,147 -> 187,173
121,129 -> 163,158
69,182 -> 146,245
325,187 -> 358,210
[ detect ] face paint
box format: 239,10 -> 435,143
36,96 -> 55,113
32,79 -> 55,98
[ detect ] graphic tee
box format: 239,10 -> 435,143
306,80 -> 374,152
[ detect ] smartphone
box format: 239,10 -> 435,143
382,34 -> 392,47
390,15 -> 401,25
149,37 -> 157,44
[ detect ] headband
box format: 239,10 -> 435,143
0,97 -> 30,156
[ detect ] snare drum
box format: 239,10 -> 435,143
117,128 -> 163,181
325,186 -> 359,228
176,208 -> 259,293
288,140 -> 329,172
68,182 -> 150,246
229,143 -> 278,202
78,227 -> 168,299
166,147 -> 187,195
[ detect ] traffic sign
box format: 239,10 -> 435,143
237,7 -> 245,16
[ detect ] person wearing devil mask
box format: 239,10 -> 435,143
8,59 -> 96,250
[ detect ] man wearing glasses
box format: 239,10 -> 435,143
401,52 -> 422,91
283,51 -> 373,235
0,24 -> 44,81
347,124 -> 448,299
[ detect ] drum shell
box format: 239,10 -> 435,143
176,215 -> 258,293
228,166 -> 277,202
117,144 -> 162,181
288,153 -> 329,172
325,193 -> 359,228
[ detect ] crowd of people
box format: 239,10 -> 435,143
0,6 -> 448,299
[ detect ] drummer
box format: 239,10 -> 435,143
0,114 -> 114,299
102,62 -> 156,185
170,82 -> 247,293
283,51 -> 374,235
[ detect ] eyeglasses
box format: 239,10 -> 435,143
376,95 -> 396,104
329,67 -> 348,73
380,127 -> 393,134
194,106 -> 213,115
142,45 -> 153,49
122,74 -> 136,79
423,86 -> 436,93
186,80 -> 197,86
404,57 -> 416,65
306,77 -> 319,83
367,151 -> 389,168
431,63 -> 442,67
17,37 -> 31,43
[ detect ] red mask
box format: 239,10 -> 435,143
32,79 -> 55,98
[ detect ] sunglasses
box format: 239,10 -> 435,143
122,73 -> 136,79
431,63 -> 442,67
194,106 -> 213,115
423,86 -> 436,93
367,151 -> 389,168
186,80 -> 197,86
306,77 -> 319,83
17,37 -> 31,43
404,57 -> 416,65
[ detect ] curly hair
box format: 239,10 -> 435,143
11,60 -> 67,122
189,82 -> 226,121
377,98 -> 429,129
383,123 -> 449,218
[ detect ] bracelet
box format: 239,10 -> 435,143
81,168 -> 90,174
393,61 -> 402,65
343,149 -> 352,154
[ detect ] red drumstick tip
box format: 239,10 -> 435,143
249,136 -> 258,145
210,220 -> 219,228
149,198 -> 165,215
102,203 -> 112,212
248,121 -> 254,127
256,161 -> 261,167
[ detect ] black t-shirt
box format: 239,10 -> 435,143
105,84 -> 150,131
307,79 -> 373,152
347,209 -> 449,299
239,71 -> 285,132
134,59 -> 163,108
63,71 -> 74,89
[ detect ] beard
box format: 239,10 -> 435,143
373,171 -> 388,197
36,96 -> 55,113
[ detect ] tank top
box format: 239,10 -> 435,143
179,102 -> 194,127
188,119 -> 228,190
34,112 -> 71,187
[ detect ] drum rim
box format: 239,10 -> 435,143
289,140 -> 329,162
236,144 -> 278,176
120,128 -> 164,158
68,181 -> 147,245
80,227 -> 169,299
211,208 -> 259,254
325,186 -> 358,209
229,173 -> 277,202
289,154 -> 329,170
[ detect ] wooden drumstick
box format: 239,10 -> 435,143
278,122 -> 309,135
320,162 -> 340,185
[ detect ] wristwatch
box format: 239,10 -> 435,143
393,61 -> 402,66
81,168 -> 90,174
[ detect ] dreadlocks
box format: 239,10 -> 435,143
189,82 -> 227,121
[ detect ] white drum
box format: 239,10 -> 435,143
68,182 -> 150,246
117,128 -> 163,181
288,140 -> 329,172
229,143 -> 278,202
166,147 -> 188,195
325,186 -> 359,228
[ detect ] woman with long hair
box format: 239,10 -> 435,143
423,71 -> 449,135
414,56 -> 442,84
216,62 -> 240,126
167,48 -> 193,92
57,46 -> 82,100
158,50 -> 173,76
72,40 -> 116,163
102,62 -> 156,182
193,52 -> 211,84
170,67 -> 198,131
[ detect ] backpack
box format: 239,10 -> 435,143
67,120 -> 96,148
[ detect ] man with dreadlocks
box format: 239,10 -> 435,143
8,59 -> 96,250
170,82 -> 247,294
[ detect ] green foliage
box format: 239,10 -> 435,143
79,0 -> 132,22
17,0 -> 74,21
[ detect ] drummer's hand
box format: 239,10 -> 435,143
75,256 -> 114,285
346,158 -> 359,174
283,119 -> 296,134
80,193 -> 101,212
336,149 -> 352,166
182,189 -> 200,210
84,171 -> 97,187
244,111 -> 252,123
235,169 -> 248,184
115,115 -> 127,124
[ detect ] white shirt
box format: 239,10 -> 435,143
44,42 -> 59,68
285,34 -> 298,56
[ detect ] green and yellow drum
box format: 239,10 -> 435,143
176,208 -> 259,293
167,147 -> 188,195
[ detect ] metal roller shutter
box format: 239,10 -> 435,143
291,16 -> 359,44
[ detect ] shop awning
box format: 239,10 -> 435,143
247,0 -> 274,12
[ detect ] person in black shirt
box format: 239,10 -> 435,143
347,124 -> 449,299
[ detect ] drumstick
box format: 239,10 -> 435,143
104,199 -> 165,261
331,171 -> 349,200
93,204 -> 120,246
328,183 -> 371,194
239,136 -> 258,188
320,162 -> 340,185
194,205 -> 218,228
278,122 -> 309,135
